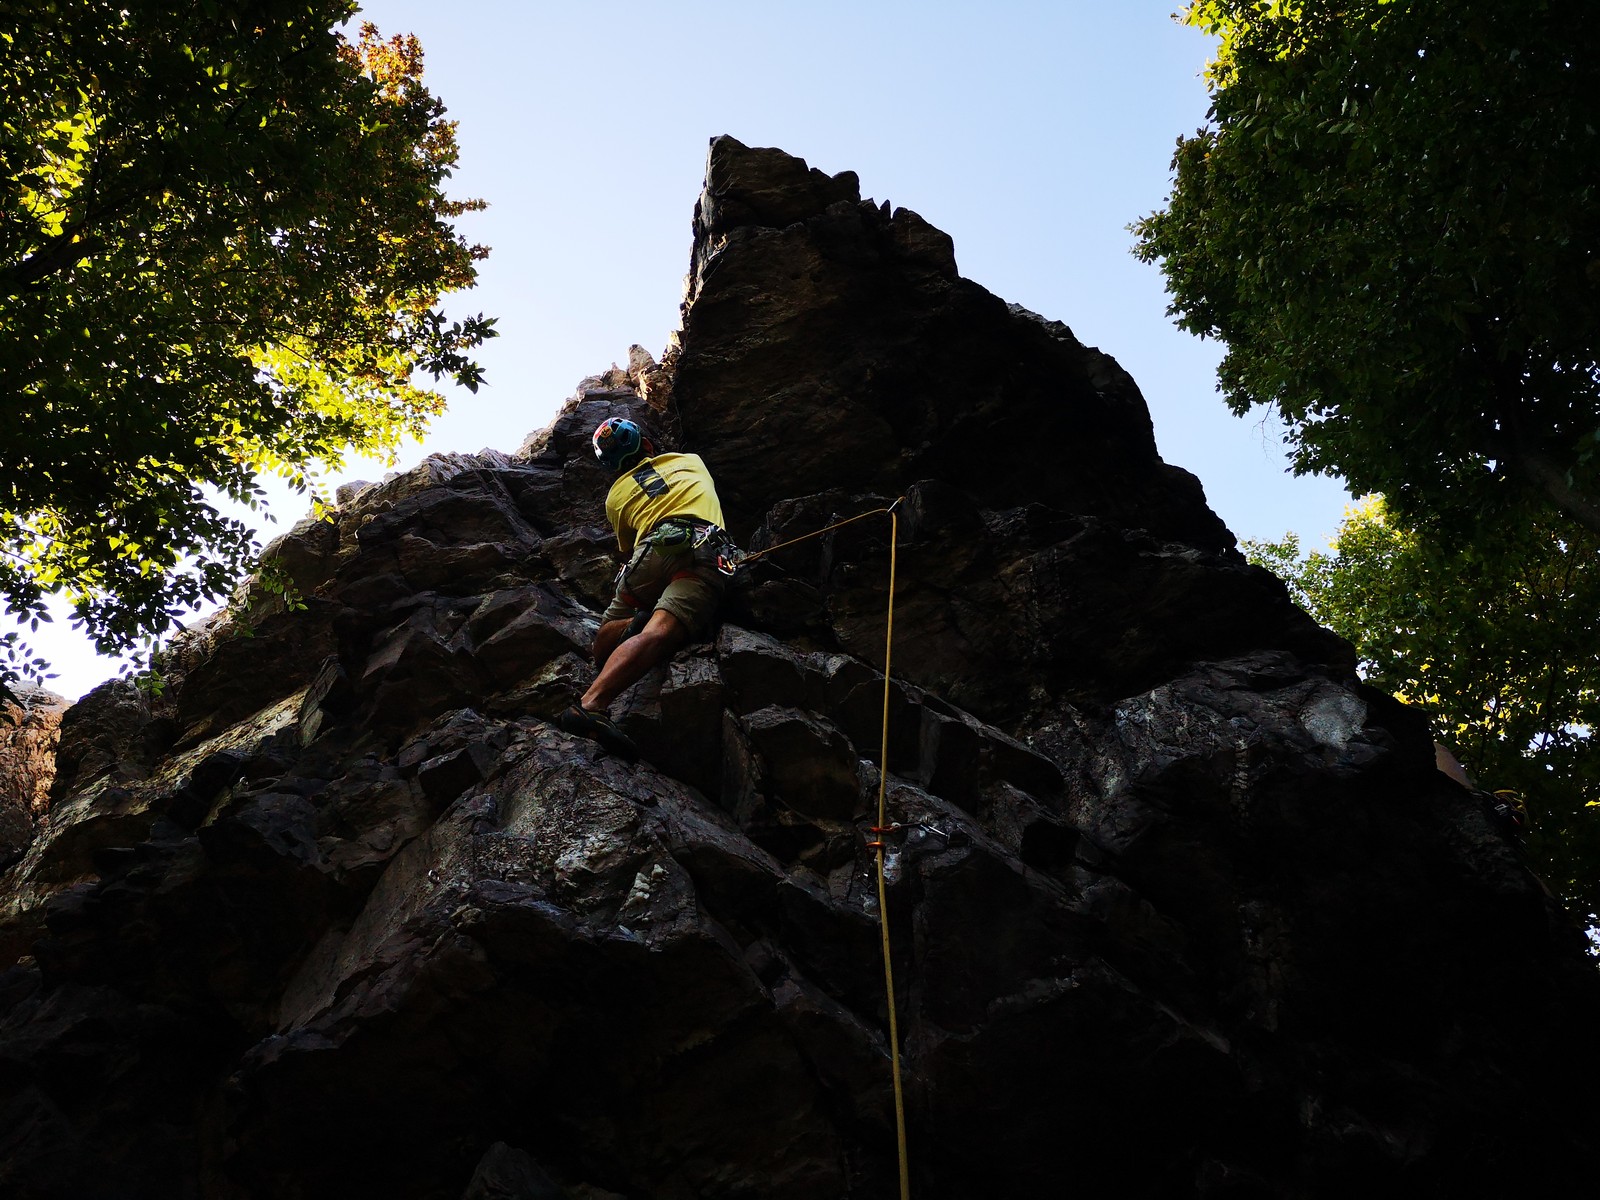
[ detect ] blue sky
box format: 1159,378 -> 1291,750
24,2 -> 1353,699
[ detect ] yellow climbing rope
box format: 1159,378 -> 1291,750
746,499 -> 911,1200
739,503 -> 898,564
876,503 -> 910,1200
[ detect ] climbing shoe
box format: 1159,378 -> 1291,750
557,705 -> 640,762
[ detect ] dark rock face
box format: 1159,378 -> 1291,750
0,137 -> 1594,1199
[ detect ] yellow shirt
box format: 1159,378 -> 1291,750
604,452 -> 726,553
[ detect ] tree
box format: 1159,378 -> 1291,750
1134,0 -> 1600,537
1246,500 -> 1600,922
0,1 -> 493,687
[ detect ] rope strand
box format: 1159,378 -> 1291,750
740,505 -> 894,563
875,504 -> 911,1200
740,498 -> 911,1198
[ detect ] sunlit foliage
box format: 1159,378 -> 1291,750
1247,500 -> 1600,921
1,1 -> 494,686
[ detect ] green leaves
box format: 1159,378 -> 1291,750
1246,499 -> 1600,921
1,5 -> 491,685
1135,0 -> 1600,538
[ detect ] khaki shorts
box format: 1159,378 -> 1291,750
602,538 -> 727,641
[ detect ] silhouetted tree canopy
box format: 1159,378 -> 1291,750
1136,0 -> 1600,537
1248,502 -> 1600,923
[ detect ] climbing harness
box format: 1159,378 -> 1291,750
1490,788 -> 1530,836
641,515 -> 743,578
748,497 -> 912,1200
613,517 -> 741,608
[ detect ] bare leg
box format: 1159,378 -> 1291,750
592,618 -> 633,668
580,608 -> 688,713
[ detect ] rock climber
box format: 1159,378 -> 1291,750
558,417 -> 735,759
1434,740 -> 1530,837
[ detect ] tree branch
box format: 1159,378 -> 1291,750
2,231 -> 106,288
1502,442 -> 1600,535
1468,315 -> 1600,535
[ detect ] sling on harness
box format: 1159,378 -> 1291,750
639,515 -> 742,576
1490,789 -> 1529,835
611,516 -> 744,641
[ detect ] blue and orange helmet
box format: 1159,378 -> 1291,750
592,417 -> 652,472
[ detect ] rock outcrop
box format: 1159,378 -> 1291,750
1,137 -> 1594,1199
0,685 -> 65,870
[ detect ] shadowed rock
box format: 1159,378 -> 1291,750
0,138 -> 1593,1200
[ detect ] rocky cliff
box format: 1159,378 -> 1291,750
1,137 -> 1595,1199
0,686 -> 64,872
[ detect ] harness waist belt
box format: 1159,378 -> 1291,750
644,515 -> 729,551
646,515 -> 722,537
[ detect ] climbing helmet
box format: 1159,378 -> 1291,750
593,417 -> 647,472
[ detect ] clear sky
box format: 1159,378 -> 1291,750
21,1 -> 1353,700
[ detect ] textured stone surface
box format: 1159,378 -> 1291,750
0,686 -> 66,869
0,138 -> 1594,1199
